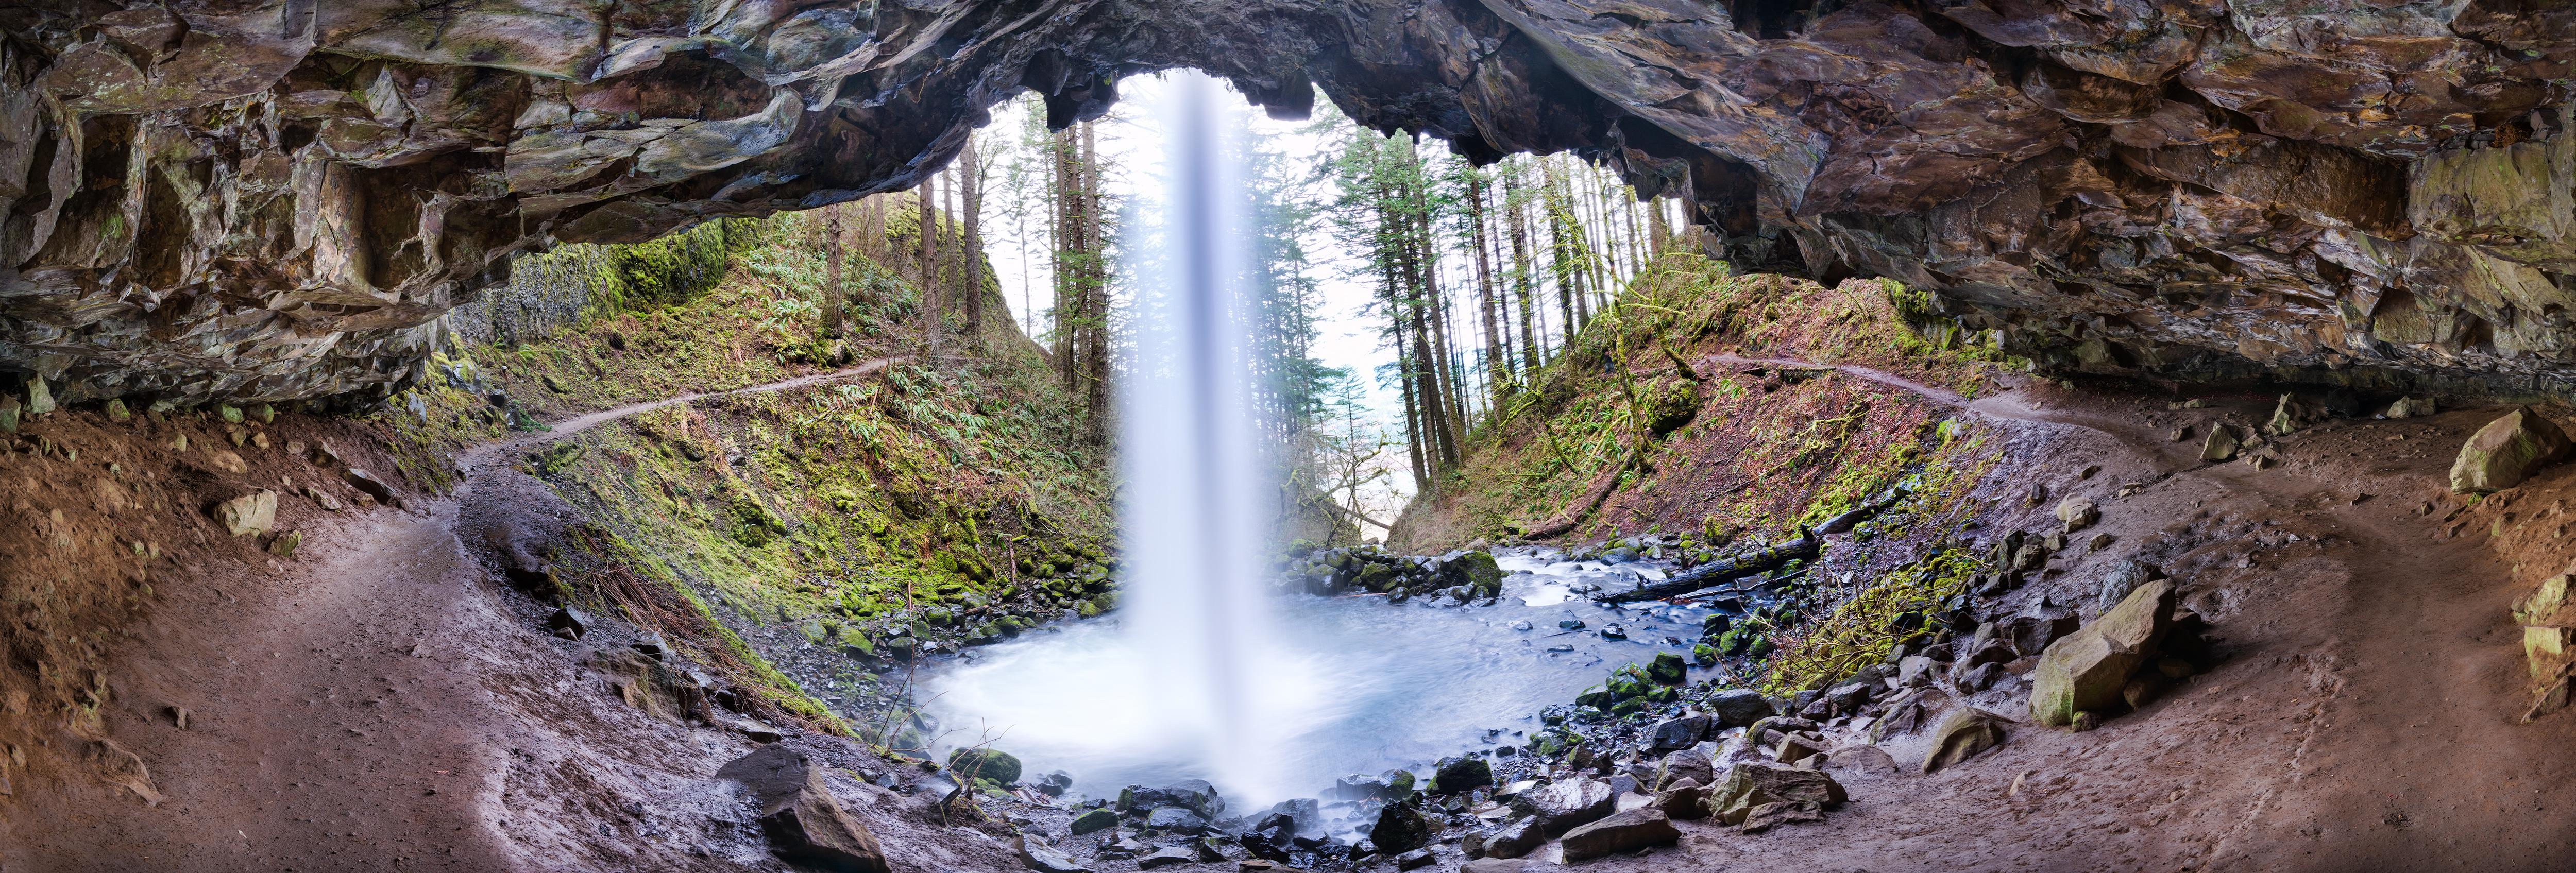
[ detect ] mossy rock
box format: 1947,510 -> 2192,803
948,747 -> 1023,785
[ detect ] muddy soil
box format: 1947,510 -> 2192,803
6,363 -> 2571,872
0,362 -> 1023,873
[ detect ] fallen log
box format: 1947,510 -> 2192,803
1515,434 -> 1646,540
1814,485 -> 1913,536
1595,527 -> 1820,604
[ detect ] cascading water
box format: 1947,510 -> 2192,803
917,74 -> 1752,820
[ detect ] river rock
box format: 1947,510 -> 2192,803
1646,715 -> 1712,755
1436,551 -> 1505,598
1126,780 -> 1224,818
716,745 -> 889,873
2451,407 -> 2572,494
1146,807 -> 1208,835
1478,815 -> 1543,859
1921,709 -> 2012,773
1433,756 -> 1492,794
1704,763 -> 1845,826
2054,495 -> 2099,531
1705,689 -> 1772,726
1509,777 -> 1614,836
1023,841 -> 1093,873
1369,802 -> 1438,853
2032,580 -> 2177,726
1071,809 -> 1118,836
1137,847 -> 1197,869
1655,748 -> 1714,791
214,490 -> 278,536
1560,808 -> 1678,862
1239,814 -> 1294,860
949,747 -> 1022,785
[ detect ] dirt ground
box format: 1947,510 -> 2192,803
8,364 -> 2575,872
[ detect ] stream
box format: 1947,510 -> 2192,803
918,550 -> 1772,814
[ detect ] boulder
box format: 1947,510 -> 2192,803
1479,815 -> 1544,859
1647,651 -> 1688,684
1655,748 -> 1714,791
1509,777 -> 1614,836
1704,763 -> 1845,825
948,747 -> 1022,785
1432,756 -> 1493,794
2452,407 -> 2572,494
1652,778 -> 1706,819
1070,809 -> 1118,836
1145,807 -> 1208,835
1921,709 -> 2011,773
2054,495 -> 2099,531
1127,780 -> 1225,819
214,490 -> 279,536
2092,560 -> 2159,617
1369,802 -> 1438,853
2031,579 -> 2177,725
1645,715 -> 1712,755
1558,808 -> 1679,862
1819,744 -> 1901,777
2201,426 -> 2240,462
1022,841 -> 1093,873
716,746 -> 889,873
1137,847 -> 1196,869
1705,689 -> 1772,726
1771,733 -> 1827,764
2385,397 -> 2436,419
1436,551 -> 1506,598
2000,609 -> 2081,658
1239,814 -> 1295,860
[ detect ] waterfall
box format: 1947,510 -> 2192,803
1116,70 -> 1281,798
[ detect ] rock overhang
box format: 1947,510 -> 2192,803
1,0 -> 2570,407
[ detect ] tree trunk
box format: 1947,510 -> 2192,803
1647,194 -> 1669,258
820,202 -> 844,339
962,131 -> 985,349
1467,172 -> 1507,401
1503,164 -> 1543,372
1051,126 -> 1074,385
1079,121 -> 1109,437
920,172 -> 941,348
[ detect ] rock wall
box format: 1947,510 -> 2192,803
2,1 -> 2570,405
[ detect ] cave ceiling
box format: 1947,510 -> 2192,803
1,0 -> 2571,405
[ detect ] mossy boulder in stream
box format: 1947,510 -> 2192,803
948,748 -> 1023,786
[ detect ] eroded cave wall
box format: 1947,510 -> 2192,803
0,0 -> 2569,406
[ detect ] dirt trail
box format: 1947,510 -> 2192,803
1582,358 -> 2573,871
4,361 -> 907,872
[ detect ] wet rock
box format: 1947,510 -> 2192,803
1432,756 -> 1492,794
1647,651 -> 1687,684
2451,408 -> 2571,494
1098,833 -> 1151,859
1646,715 -> 1712,755
1509,777 -> 1615,836
1369,802 -> 1438,853
214,490 -> 278,536
2054,496 -> 2099,532
1127,780 -> 1225,819
1705,763 -> 1846,826
1146,807 -> 1208,835
1705,689 -> 1772,726
1436,551 -> 1505,598
1478,815 -> 1543,859
1599,624 -> 1628,641
1560,808 -> 1678,861
1137,847 -> 1196,869
950,748 -> 1023,786
1823,682 -> 1872,715
717,745 -> 889,873
1393,848 -> 1439,871
1022,841 -> 1093,873
1922,709 -> 2012,773
2033,580 -> 2177,726
1071,809 -> 1120,836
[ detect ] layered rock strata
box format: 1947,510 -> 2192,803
3,1 -> 2570,404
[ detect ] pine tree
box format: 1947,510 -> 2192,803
820,202 -> 844,339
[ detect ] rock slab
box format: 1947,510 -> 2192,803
717,746 -> 889,873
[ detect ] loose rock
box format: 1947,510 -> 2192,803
1921,709 -> 2012,773
1509,777 -> 1614,836
2033,580 -> 2177,726
1558,808 -> 1679,861
2055,495 -> 2099,531
2451,407 -> 2571,494
1705,763 -> 1845,825
214,490 -> 279,536
716,746 -> 889,873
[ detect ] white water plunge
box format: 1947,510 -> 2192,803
925,72 -> 1344,808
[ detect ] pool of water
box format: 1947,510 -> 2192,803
916,550 -> 1769,813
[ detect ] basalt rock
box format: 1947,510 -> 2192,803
4,3 -> 2572,405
